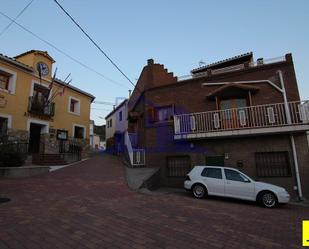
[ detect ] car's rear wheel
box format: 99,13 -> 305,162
192,184 -> 207,199
258,191 -> 278,208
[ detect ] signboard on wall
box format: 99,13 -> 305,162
57,129 -> 68,140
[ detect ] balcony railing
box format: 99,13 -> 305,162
178,56 -> 286,82
28,97 -> 55,117
174,101 -> 309,138
124,131 -> 145,167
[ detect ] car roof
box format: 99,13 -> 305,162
193,165 -> 240,171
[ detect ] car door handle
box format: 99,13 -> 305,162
226,181 -> 231,184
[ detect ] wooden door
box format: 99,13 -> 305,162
220,98 -> 247,129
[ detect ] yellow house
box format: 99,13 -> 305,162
0,50 -> 95,160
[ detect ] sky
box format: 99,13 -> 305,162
0,0 -> 308,125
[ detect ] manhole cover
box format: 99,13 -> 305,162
0,198 -> 11,204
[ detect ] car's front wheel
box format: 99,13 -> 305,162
192,184 -> 207,199
258,191 -> 278,208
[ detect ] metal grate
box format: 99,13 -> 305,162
255,151 -> 291,177
167,156 -> 191,177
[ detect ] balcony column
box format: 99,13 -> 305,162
277,70 -> 291,124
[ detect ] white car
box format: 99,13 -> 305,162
184,166 -> 290,208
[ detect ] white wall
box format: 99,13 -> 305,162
105,100 -> 128,140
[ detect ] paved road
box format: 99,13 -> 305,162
0,154 -> 307,249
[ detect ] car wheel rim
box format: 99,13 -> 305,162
262,193 -> 275,207
193,186 -> 204,197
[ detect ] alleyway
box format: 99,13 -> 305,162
0,154 -> 307,249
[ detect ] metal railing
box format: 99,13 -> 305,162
59,140 -> 82,162
28,97 -> 55,117
174,101 -> 309,135
178,56 -> 286,82
124,131 -> 145,167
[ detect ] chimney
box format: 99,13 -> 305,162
128,90 -> 132,97
147,58 -> 154,65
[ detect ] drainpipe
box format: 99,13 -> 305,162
278,70 -> 303,200
277,70 -> 291,124
290,135 -> 303,199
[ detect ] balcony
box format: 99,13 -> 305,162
28,96 -> 55,117
174,101 -> 309,140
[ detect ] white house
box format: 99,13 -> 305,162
105,99 -> 128,140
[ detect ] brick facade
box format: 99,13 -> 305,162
128,53 -> 309,199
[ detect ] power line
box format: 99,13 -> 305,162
91,108 -> 112,111
0,11 -> 129,89
92,101 -> 114,106
0,0 -> 35,37
53,0 -> 136,88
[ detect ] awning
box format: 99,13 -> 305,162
207,83 -> 259,100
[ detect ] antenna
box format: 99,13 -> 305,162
199,60 -> 206,67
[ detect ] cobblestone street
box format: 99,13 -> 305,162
0,154 -> 307,249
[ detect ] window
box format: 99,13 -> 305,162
0,72 -> 10,90
224,169 -> 249,182
74,125 -> 85,139
119,111 -> 122,121
255,152 -> 291,177
109,119 -> 112,128
0,117 -> 8,136
167,156 -> 191,177
148,105 -> 174,123
201,168 -> 222,179
0,67 -> 16,94
69,97 -> 80,115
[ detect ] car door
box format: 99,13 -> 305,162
223,169 -> 255,201
201,167 -> 224,196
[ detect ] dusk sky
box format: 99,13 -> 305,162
1,0 -> 308,125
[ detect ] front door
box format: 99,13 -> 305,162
206,155 -> 224,166
220,98 -> 247,129
29,123 -> 42,153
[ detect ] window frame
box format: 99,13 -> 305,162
201,167 -> 223,179
224,169 -> 250,182
0,67 -> 17,94
166,155 -> 191,177
68,96 -> 81,116
255,151 -> 291,177
148,105 -> 175,123
0,72 -> 10,90
73,124 -> 86,139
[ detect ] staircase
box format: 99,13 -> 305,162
32,154 -> 66,166
124,132 -> 145,167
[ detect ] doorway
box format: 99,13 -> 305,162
28,123 -> 43,153
206,155 -> 225,166
220,98 -> 247,129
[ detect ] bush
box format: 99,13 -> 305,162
0,144 -> 27,167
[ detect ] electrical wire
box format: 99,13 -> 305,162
53,0 -> 136,88
0,10 -> 129,89
0,0 -> 35,37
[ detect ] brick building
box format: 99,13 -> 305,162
126,52 -> 309,199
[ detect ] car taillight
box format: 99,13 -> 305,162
185,175 -> 191,181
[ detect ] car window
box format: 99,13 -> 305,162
224,169 -> 249,182
201,168 -> 222,179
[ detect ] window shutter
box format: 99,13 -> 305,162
148,107 -> 155,123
